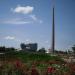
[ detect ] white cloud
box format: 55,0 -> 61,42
4,36 -> 15,40
4,20 -> 31,25
2,17 -> 42,25
26,39 -> 30,42
3,18 -> 32,25
0,5 -> 43,25
11,5 -> 34,14
16,39 -> 21,42
45,41 -> 49,43
25,39 -> 31,43
4,36 -> 21,43
30,15 -> 37,21
29,15 -> 43,24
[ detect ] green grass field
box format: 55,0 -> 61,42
4,51 -> 64,63
0,51 -> 71,75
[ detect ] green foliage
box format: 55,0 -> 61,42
14,51 -> 64,63
0,46 -> 16,53
0,51 -> 70,75
38,48 -> 46,53
72,45 -> 75,53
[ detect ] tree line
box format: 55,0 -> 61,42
0,44 -> 75,55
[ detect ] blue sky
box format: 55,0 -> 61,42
0,0 -> 75,51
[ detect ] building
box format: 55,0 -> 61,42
20,43 -> 37,52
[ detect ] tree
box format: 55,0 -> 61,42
20,43 -> 26,50
6,47 -> 15,53
72,45 -> 75,55
0,46 -> 5,53
38,48 -> 46,53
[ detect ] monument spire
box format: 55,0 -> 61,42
51,3 -> 55,53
